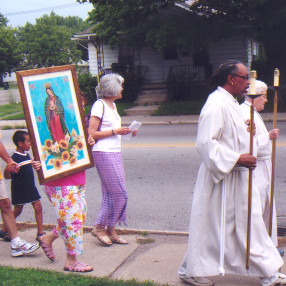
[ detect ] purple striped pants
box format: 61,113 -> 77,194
93,151 -> 128,227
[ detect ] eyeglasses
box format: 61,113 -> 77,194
232,74 -> 250,80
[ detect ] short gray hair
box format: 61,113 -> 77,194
254,80 -> 268,94
95,73 -> 124,99
245,80 -> 268,99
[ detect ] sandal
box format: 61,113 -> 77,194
36,232 -> 46,240
91,228 -> 112,246
108,234 -> 128,244
64,261 -> 93,273
36,235 -> 55,261
0,229 -> 11,242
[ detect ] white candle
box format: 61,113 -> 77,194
249,70 -> 257,94
274,68 -> 280,87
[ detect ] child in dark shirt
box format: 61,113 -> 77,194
1,130 -> 44,239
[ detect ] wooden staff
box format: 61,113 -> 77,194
246,70 -> 257,269
246,96 -> 255,270
269,68 -> 279,237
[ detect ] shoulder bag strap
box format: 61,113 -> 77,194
97,99 -> 105,131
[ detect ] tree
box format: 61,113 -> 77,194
0,13 -> 8,26
189,0 -> 286,84
79,0 -> 206,51
79,0 -> 286,84
17,12 -> 90,69
79,0 -> 251,62
0,13 -> 21,76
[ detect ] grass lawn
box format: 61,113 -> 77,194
0,102 -> 24,120
0,102 -> 134,121
153,100 -> 205,116
0,265 -> 165,286
0,99 -> 205,122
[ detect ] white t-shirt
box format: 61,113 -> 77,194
90,99 -> 121,152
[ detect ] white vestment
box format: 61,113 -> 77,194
239,101 -> 277,246
178,87 -> 283,278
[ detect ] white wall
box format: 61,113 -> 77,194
3,72 -> 16,82
88,35 -> 257,82
88,42 -> 119,77
209,36 -> 250,72
103,45 -> 119,69
134,47 -> 164,83
88,42 -> 97,76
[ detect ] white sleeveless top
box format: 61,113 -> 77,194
90,100 -> 121,152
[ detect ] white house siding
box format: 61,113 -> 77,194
208,36 -> 250,72
88,42 -> 119,77
244,38 -> 259,68
103,45 -> 119,70
134,47 -> 164,83
3,72 -> 16,83
88,42 -> 97,76
87,35 -> 257,82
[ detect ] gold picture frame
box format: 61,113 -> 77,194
16,65 -> 93,184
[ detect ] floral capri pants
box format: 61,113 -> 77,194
44,185 -> 86,256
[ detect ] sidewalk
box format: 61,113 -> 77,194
122,112 -> 286,125
1,112 -> 286,129
0,226 -> 286,285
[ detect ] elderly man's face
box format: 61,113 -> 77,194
231,64 -> 250,98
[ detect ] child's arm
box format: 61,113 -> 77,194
31,158 -> 41,171
4,165 -> 11,179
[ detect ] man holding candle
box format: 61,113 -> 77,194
178,61 -> 285,286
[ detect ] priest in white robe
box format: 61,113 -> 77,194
239,80 -> 279,247
178,61 -> 285,286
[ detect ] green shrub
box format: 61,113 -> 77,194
77,72 -> 98,104
153,100 -> 205,115
78,71 -> 141,104
167,80 -> 208,102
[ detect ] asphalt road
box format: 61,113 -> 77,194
1,123 -> 286,232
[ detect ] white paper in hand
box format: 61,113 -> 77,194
123,120 -> 142,140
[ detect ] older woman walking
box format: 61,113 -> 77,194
88,73 -> 137,246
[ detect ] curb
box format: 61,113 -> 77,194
13,221 -> 189,236
2,117 -> 286,128
122,121 -> 198,126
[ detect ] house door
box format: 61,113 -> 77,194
162,45 -> 180,82
118,43 -> 133,68
162,46 -> 193,82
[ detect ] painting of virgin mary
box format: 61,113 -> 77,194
44,82 -> 70,143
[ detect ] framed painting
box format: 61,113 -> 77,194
16,65 -> 93,184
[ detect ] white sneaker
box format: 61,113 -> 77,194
11,239 -> 40,257
180,276 -> 214,286
271,273 -> 286,286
